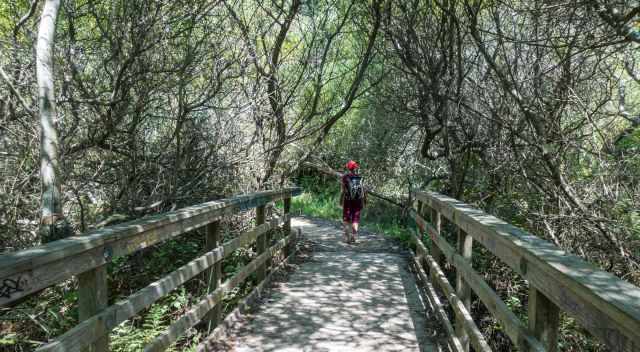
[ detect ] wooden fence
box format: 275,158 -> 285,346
410,190 -> 640,352
0,187 -> 301,352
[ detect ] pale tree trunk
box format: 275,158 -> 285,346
37,0 -> 68,242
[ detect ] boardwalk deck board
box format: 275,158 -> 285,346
207,217 -> 448,352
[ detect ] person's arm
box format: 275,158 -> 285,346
339,178 -> 345,206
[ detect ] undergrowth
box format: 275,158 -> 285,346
291,175 -> 412,245
0,216 -> 264,352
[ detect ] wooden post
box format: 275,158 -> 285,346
78,266 -> 108,352
204,221 -> 222,333
265,205 -> 274,273
430,209 -> 444,274
414,201 -> 423,257
455,228 -> 473,352
528,286 -> 560,352
283,197 -> 292,257
256,205 -> 267,283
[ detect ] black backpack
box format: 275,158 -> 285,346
345,175 -> 365,201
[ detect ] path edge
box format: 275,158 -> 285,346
195,227 -> 303,352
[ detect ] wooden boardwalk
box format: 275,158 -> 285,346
5,187 -> 639,351
206,217 -> 448,351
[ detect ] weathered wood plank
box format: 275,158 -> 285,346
431,209 -> 444,285
256,206 -> 267,283
411,253 -> 465,352
529,287 -> 560,352
415,191 -> 640,352
420,254 -> 492,352
410,208 -> 440,244
415,201 -> 426,264
35,221 -> 278,352
411,230 -> 492,352
204,221 -> 222,332
0,188 -> 301,306
195,227 -> 300,352
77,265 -> 108,352
283,197 -> 292,258
455,229 -> 473,352
143,234 -> 293,352
416,201 -> 424,242
413,209 -> 547,352
412,229 -> 428,259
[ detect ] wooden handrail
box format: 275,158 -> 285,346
1,187 -> 300,352
411,190 -> 640,352
144,228 -> 293,352
0,187 -> 301,306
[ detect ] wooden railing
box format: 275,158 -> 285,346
0,187 -> 301,352
410,190 -> 640,352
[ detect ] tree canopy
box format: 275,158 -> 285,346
1,0 -> 640,349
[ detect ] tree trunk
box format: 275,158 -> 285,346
37,0 -> 68,242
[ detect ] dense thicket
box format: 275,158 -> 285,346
0,0 -> 382,248
373,0 -> 640,282
328,0 -> 640,279
1,0 -> 640,350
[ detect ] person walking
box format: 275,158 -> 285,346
340,160 -> 366,243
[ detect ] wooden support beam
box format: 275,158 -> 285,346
0,188 -> 301,307
455,228 -> 473,352
528,287 -> 560,352
77,265 -> 108,352
194,228 -> 301,352
283,197 -> 292,258
412,256 -> 466,352
256,206 -> 266,283
36,221 -> 281,352
143,234 -> 292,352
430,209 -> 443,284
419,254 -> 492,352
204,221 -> 222,333
415,201 -> 424,261
432,227 -> 545,351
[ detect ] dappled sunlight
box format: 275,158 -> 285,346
216,218 -> 446,351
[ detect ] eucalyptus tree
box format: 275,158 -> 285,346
37,0 -> 69,242
348,1 -> 640,349
374,0 -> 640,274
1,1 -> 251,248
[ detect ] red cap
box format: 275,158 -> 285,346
346,160 -> 359,170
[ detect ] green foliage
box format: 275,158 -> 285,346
292,175 -> 412,245
291,188 -> 342,220
616,127 -> 640,152
110,287 -> 198,352
0,284 -> 78,350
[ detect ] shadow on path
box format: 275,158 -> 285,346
207,217 -> 449,351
